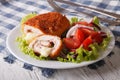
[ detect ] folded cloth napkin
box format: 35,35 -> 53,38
0,0 -> 120,78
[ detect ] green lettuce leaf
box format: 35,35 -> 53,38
21,12 -> 37,24
92,16 -> 99,26
70,17 -> 79,25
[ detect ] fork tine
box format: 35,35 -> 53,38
47,0 -> 67,13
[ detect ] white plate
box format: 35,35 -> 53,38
6,25 -> 115,69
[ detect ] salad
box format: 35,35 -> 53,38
16,12 -> 111,63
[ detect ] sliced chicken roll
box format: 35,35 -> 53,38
29,35 -> 63,58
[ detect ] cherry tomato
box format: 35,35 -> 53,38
80,28 -> 94,38
91,32 -> 103,44
76,21 -> 94,27
76,21 -> 89,26
82,36 -> 93,50
74,28 -> 85,43
88,22 -> 94,27
99,31 -> 107,38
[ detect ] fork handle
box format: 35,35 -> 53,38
55,0 -> 120,19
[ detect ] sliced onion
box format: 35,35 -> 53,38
66,24 -> 94,38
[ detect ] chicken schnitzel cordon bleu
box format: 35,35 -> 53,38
20,12 -> 70,59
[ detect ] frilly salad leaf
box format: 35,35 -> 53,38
20,12 -> 37,25
92,16 -> 99,26
70,17 -> 82,25
100,35 -> 111,49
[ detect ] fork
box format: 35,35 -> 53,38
47,0 -> 120,26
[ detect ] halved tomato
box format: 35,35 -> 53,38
63,38 -> 81,49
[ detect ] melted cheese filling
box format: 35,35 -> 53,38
24,33 -> 38,41
37,46 -> 52,57
33,40 -> 53,57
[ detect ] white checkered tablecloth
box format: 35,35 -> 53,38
0,0 -> 120,78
